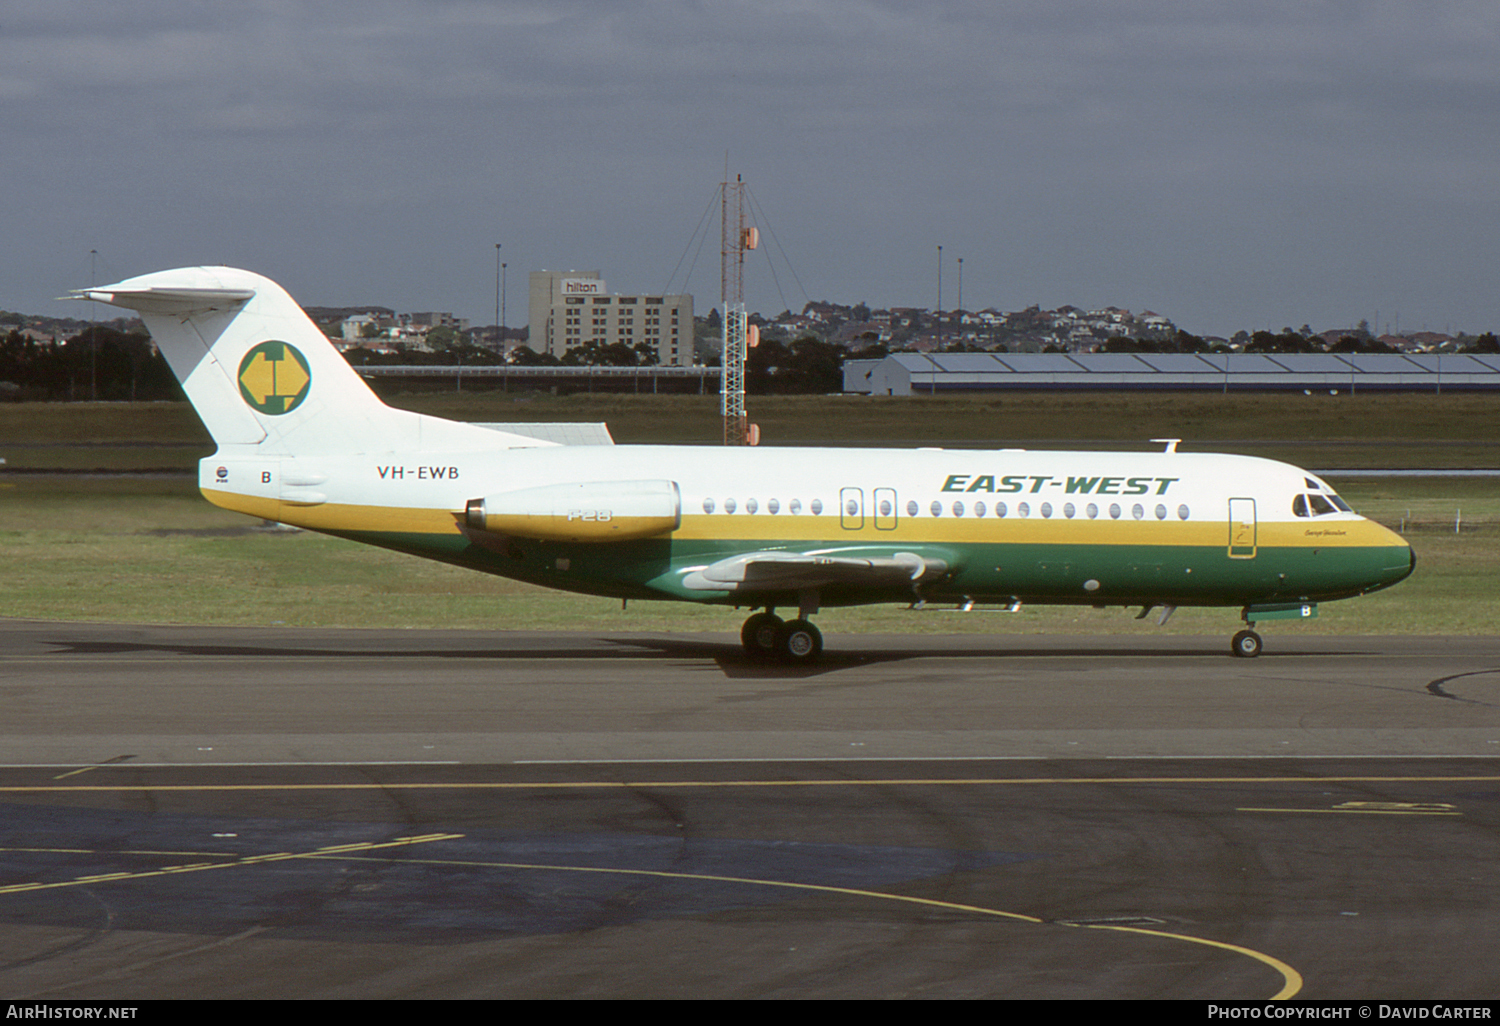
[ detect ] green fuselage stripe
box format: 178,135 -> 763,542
332,529 -> 1413,610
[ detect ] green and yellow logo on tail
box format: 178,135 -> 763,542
238,341 -> 311,415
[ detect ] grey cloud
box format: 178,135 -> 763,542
6,1 -> 1500,336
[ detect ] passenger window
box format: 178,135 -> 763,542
1040,502 -> 1052,518
952,501 -> 964,517
973,500 -> 987,517
996,502 -> 1008,518
1063,502 -> 1075,519
790,498 -> 802,515
930,500 -> 943,517
1017,502 -> 1030,518
810,499 -> 822,515
724,498 -> 737,514
1086,503 -> 1098,519
906,500 -> 918,517
768,498 -> 780,515
746,498 -> 758,515
703,498 -> 715,514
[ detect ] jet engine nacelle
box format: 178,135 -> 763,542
465,479 -> 681,542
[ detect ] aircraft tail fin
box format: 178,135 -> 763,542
74,266 -> 535,455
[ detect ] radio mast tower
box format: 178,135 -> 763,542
721,174 -> 758,445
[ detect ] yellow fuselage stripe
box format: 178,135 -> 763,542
201,488 -> 1402,549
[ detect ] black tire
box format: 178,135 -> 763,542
741,612 -> 783,658
775,619 -> 823,664
1231,629 -> 1263,658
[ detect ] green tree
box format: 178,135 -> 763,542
424,325 -> 460,352
1248,329 -> 1320,354
1171,329 -> 1207,353
506,345 -> 559,366
1330,335 -> 1393,353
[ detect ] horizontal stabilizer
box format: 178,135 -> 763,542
72,286 -> 255,315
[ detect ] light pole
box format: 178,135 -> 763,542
936,244 -> 943,314
89,249 -> 98,400
956,256 -> 963,315
494,243 -> 502,343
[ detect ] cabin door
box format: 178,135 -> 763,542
840,487 -> 864,530
873,488 -> 898,531
1228,498 -> 1257,558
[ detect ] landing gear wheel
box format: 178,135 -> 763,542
741,612 -> 784,659
1231,629 -> 1263,658
775,619 -> 823,665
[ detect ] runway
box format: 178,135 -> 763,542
2,620 -> 1499,998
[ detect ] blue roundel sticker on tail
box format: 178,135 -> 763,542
237,341 -> 311,415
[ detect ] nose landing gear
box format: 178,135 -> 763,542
1231,628 -> 1263,658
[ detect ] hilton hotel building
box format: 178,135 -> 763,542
529,271 -> 694,366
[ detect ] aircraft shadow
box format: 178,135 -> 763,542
39,634 -> 1381,680
600,638 -> 1383,678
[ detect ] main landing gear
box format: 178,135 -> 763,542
741,610 -> 823,665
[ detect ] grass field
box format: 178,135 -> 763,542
2,390 -> 1498,466
0,393 -> 1494,637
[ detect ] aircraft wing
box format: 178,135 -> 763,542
681,550 -> 948,594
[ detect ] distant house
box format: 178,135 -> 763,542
833,320 -> 889,343
340,314 -> 378,341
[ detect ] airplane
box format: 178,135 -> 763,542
74,266 -> 1416,663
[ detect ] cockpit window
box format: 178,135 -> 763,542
1295,492 -> 1348,517
1302,476 -> 1356,512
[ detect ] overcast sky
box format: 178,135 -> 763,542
6,1 -> 1498,338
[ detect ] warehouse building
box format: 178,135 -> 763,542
843,352 -> 1500,394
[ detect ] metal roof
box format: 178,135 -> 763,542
846,352 -> 1500,394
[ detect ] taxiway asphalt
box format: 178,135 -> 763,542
1,620 -> 1498,998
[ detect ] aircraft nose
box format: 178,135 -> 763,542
1373,528 -> 1416,590
1393,526 -> 1416,582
